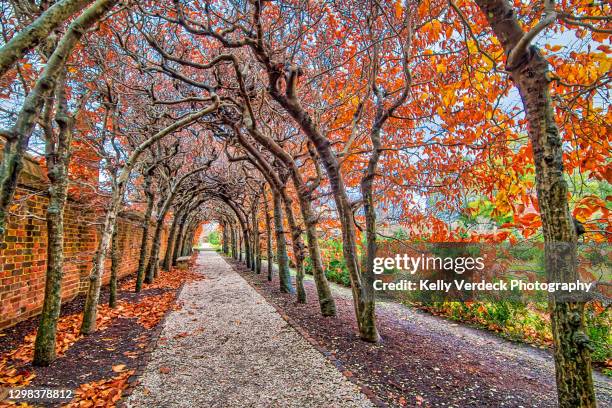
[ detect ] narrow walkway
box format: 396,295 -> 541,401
126,249 -> 373,408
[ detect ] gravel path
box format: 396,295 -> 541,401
126,250 -> 373,408
246,260 -> 612,407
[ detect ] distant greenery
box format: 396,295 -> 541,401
305,238 -> 352,286
208,231 -> 220,246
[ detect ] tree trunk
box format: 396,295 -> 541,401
145,218 -> 164,283
109,226 -> 119,308
243,225 -> 251,268
146,187 -> 178,281
280,187 -> 306,303
162,209 -> 180,271
222,220 -> 228,254
231,222 -> 237,259
0,0 -> 117,237
0,0 -> 94,79
32,170 -> 68,365
246,227 -> 253,269
262,63 -> 373,337
33,102 -> 73,365
179,221 -> 191,257
252,198 -> 261,273
135,182 -> 153,292
359,125 -> 382,344
79,100 -> 219,335
238,226 -> 242,262
81,198 -> 120,334
173,214 -> 187,266
474,1 -> 595,406
273,190 -> 293,293
263,191 -> 274,281
243,122 -> 335,314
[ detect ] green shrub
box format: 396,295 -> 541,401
208,231 -> 220,246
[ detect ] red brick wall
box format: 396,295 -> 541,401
0,168 -> 170,329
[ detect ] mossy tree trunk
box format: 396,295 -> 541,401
474,1 -> 595,406
263,188 -> 274,281
33,71 -> 74,366
135,177 -> 154,293
109,227 -> 119,308
252,196 -> 261,273
273,190 -> 292,293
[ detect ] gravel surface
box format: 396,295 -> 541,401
239,260 -> 612,407
126,250 -> 373,408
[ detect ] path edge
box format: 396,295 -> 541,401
117,280 -> 188,407
222,254 -> 389,408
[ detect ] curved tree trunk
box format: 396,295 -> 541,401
80,102 -> 218,335
0,0 -> 94,79
474,1 -> 595,406
288,110 -> 375,339
280,187 -> 306,303
81,196 -> 121,334
258,58 -> 372,336
243,123 -> 335,314
273,190 -> 293,293
33,81 -> 74,365
173,213 -> 187,265
359,125 -> 382,344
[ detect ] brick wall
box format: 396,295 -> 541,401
0,157 -> 170,330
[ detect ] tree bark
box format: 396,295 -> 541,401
135,179 -> 154,292
0,0 -> 94,79
0,0 -> 118,238
145,215 -> 165,283
222,220 -> 228,254
32,165 -> 69,365
250,40 -> 371,333
230,221 -> 237,259
81,192 -> 121,334
109,226 -> 119,308
269,85 -> 374,337
172,212 -> 187,265
33,76 -> 74,366
474,1 -> 595,406
359,124 -> 382,344
252,197 -> 261,273
238,224 -> 242,262
162,208 -> 180,271
263,189 -> 274,281
279,185 -> 306,302
242,118 -> 335,314
273,190 -> 293,293
243,224 -> 251,267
